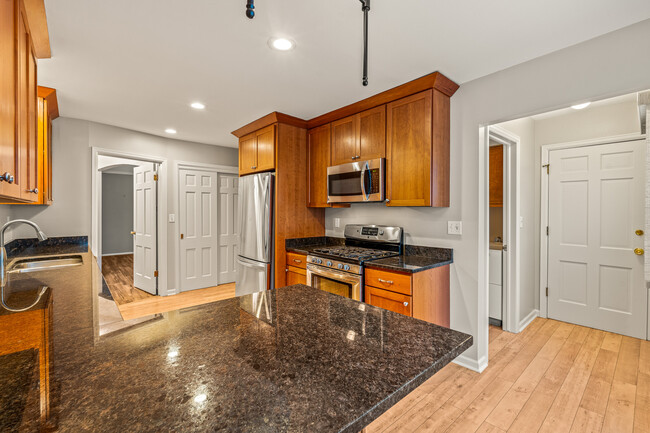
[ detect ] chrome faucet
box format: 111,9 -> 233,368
0,220 -> 48,312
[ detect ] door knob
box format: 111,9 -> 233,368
634,248 -> 644,256
180,233 -> 184,239
130,231 -> 136,235
636,230 -> 644,236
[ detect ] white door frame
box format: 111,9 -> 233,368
539,132 -> 646,322
91,147 -> 169,296
174,161 -> 237,295
488,125 -> 521,333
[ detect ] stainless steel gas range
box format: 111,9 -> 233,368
306,225 -> 403,301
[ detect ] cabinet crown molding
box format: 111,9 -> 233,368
231,112 -> 307,138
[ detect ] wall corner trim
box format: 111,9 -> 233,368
518,309 -> 539,333
453,354 -> 488,373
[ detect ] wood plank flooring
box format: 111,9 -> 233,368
118,283 -> 236,320
102,253 -> 237,321
366,318 -> 650,433
101,254 -> 154,304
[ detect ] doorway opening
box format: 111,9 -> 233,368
487,126 -> 521,333
97,158 -> 159,305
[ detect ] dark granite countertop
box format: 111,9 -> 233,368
364,255 -> 453,273
0,245 -> 471,432
285,236 -> 345,255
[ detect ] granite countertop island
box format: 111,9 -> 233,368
0,243 -> 471,432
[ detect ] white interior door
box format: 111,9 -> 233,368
133,163 -> 157,295
547,140 -> 646,338
180,169 -> 218,291
218,173 -> 239,284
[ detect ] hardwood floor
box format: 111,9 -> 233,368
366,318 -> 650,433
101,254 -> 154,305
118,283 -> 236,321
102,253 -> 237,321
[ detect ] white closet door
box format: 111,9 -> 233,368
218,173 -> 239,284
180,169 -> 218,291
547,139 -> 646,338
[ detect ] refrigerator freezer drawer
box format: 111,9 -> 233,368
235,256 -> 271,296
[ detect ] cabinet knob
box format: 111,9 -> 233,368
403,301 -> 409,307
386,199 -> 390,203
26,188 -> 38,194
0,172 -> 14,184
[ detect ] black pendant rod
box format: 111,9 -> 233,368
360,0 -> 370,86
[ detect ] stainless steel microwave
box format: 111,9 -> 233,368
327,158 -> 385,203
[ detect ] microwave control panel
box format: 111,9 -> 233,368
369,168 -> 380,193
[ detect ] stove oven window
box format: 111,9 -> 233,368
311,274 -> 353,299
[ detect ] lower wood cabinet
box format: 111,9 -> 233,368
365,286 -> 412,316
286,252 -> 307,286
364,264 -> 450,327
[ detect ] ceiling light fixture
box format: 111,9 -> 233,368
571,102 -> 591,110
268,37 -> 295,51
190,102 -> 205,110
165,128 -> 177,134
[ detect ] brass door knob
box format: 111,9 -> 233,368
634,248 -> 644,256
636,229 -> 644,236
130,231 -> 136,235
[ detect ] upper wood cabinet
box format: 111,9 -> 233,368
0,0 -> 51,204
489,145 -> 503,207
307,124 -> 331,208
386,89 -> 450,207
238,124 -> 276,176
331,105 -> 386,166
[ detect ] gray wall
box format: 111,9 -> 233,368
0,118 -> 238,291
102,173 -> 134,255
326,19 -> 650,369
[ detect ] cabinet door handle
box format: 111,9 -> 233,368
0,172 -> 14,184
293,259 -> 302,263
26,188 -> 38,194
251,166 -> 257,169
378,278 -> 393,285
403,301 -> 409,307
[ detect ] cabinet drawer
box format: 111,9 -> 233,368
365,268 -> 411,295
286,266 -> 307,286
286,252 -> 307,269
365,286 -> 412,317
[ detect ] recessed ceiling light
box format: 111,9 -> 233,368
571,102 -> 591,110
190,102 -> 205,110
268,37 -> 295,51
165,128 -> 177,134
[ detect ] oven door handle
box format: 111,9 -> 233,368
306,264 -> 361,284
360,161 -> 370,201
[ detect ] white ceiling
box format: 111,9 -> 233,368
39,1 -> 650,148
530,93 -> 639,120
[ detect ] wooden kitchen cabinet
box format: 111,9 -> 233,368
285,252 -> 307,285
238,125 -> 276,176
365,286 -> 412,317
307,124 -> 331,208
489,145 -> 503,207
0,0 -> 51,204
331,105 -> 385,166
386,89 -> 450,207
364,264 -> 450,327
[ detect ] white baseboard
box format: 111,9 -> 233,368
518,309 -> 539,333
101,252 -> 133,257
453,354 -> 488,373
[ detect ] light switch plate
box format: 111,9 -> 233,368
334,218 -> 341,228
447,221 -> 462,235
169,214 -> 175,223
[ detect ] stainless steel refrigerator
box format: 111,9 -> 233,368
235,172 -> 274,296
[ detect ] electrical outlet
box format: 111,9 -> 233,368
169,214 -> 175,223
447,221 -> 462,235
334,218 -> 340,228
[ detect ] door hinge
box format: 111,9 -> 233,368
154,174 -> 158,181
546,226 -> 549,236
546,287 -> 548,297
154,270 -> 158,277
542,164 -> 549,174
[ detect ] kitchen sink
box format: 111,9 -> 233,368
8,255 -> 83,274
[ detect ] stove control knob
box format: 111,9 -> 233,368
327,261 -> 333,267
337,264 -> 343,270
343,265 -> 350,271
316,258 -> 322,264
